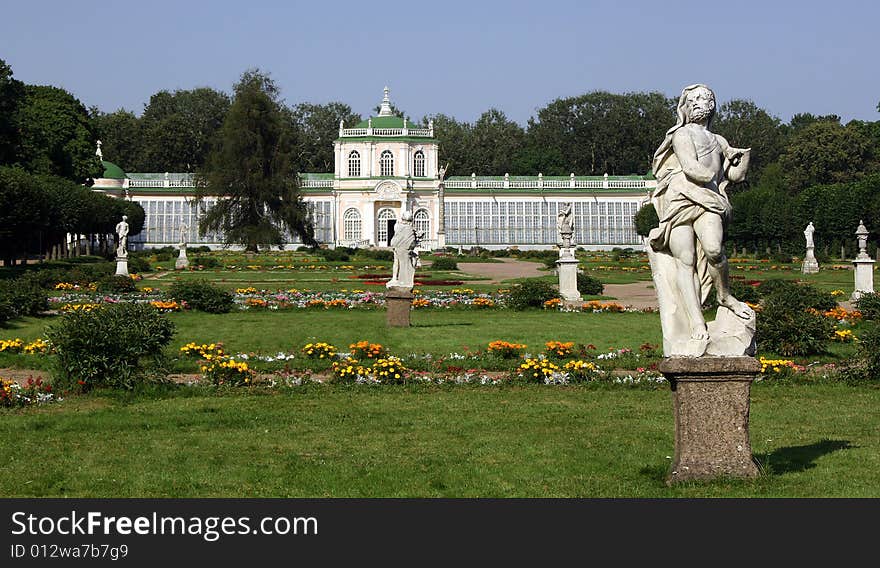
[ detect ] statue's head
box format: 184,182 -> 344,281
401,211 -> 413,222
122,215 -> 128,221
678,84 -> 716,126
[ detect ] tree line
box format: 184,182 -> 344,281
0,60 -> 143,266
2,55 -> 879,256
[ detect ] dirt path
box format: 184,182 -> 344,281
602,282 -> 658,309
453,258 -> 546,284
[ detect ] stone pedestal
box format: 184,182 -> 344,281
176,247 -> 189,270
802,246 -> 819,274
385,288 -> 413,327
661,356 -> 761,485
556,249 -> 580,302
115,256 -> 129,276
851,257 -> 875,302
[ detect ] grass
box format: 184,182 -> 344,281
1,380 -> 877,497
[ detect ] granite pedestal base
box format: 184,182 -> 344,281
661,356 -> 761,485
176,247 -> 189,270
802,247 -> 819,274
556,254 -> 580,302
385,288 -> 413,327
851,257 -> 875,302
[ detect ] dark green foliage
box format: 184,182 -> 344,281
46,303 -> 175,391
355,249 -> 393,262
126,254 -> 152,273
189,246 -> 212,254
96,275 -> 137,294
429,256 -> 459,271
507,278 -> 558,310
193,256 -> 220,268
854,292 -> 880,320
703,280 -> 761,309
168,279 -> 234,313
0,274 -> 49,321
320,248 -> 351,262
757,300 -> 834,356
577,272 -> 604,295
633,203 -> 659,237
757,280 -> 836,311
852,323 -> 880,380
194,70 -> 315,251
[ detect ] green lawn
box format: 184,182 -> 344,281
1,380 -> 877,497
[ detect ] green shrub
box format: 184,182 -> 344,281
320,248 -> 351,262
193,256 -> 220,268
46,303 -> 175,391
96,275 -> 137,294
757,296 -> 834,356
430,256 -> 459,271
507,278 -> 558,310
491,249 -> 511,258
703,280 -> 761,309
854,292 -> 880,320
577,272 -> 604,295
154,252 -> 173,262
633,203 -> 659,237
189,246 -> 212,254
0,274 -> 48,321
771,252 -> 792,264
757,279 -> 836,311
852,323 -> 880,380
355,249 -> 393,262
168,279 -> 234,313
126,255 -> 152,273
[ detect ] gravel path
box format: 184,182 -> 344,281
452,258 -> 546,284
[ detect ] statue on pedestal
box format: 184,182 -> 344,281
804,222 -> 815,249
115,215 -> 129,258
386,212 -> 421,289
647,84 -> 754,357
557,202 -> 574,249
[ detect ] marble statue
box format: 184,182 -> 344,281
856,220 -> 869,258
95,140 -> 103,161
647,84 -> 754,357
557,202 -> 574,248
115,215 -> 129,258
804,222 -> 815,248
438,162 -> 449,182
179,222 -> 189,247
386,212 -> 421,289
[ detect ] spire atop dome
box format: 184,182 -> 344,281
378,86 -> 393,117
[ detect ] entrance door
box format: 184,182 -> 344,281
387,220 -> 397,246
376,208 -> 396,246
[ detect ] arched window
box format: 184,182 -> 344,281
377,208 -> 396,245
414,209 -> 430,238
380,150 -> 394,176
348,150 -> 361,177
413,150 -> 425,177
343,208 -> 362,241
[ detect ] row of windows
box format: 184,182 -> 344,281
444,201 -> 641,245
347,150 -> 425,178
342,208 -> 430,243
131,199 -> 334,245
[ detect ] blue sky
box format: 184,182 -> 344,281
3,0 -> 878,125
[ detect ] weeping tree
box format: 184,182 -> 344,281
194,69 -> 315,251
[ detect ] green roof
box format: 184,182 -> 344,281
101,161 -> 127,180
353,115 -> 410,129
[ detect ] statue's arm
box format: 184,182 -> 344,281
716,134 -> 751,183
672,129 -> 715,184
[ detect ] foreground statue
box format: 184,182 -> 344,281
648,84 -> 754,357
386,211 -> 421,289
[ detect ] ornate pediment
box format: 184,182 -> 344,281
375,181 -> 403,200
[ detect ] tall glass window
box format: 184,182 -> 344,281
380,150 -> 394,176
343,208 -> 362,241
413,151 -> 425,177
348,150 -> 361,177
413,209 -> 430,238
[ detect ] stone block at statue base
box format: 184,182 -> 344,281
660,356 -> 761,485
385,288 -> 413,327
115,256 -> 129,276
175,248 -> 189,270
802,247 -> 819,274
851,258 -> 875,302
556,255 -> 581,302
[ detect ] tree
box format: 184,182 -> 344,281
525,91 -> 674,175
468,109 -> 526,175
16,85 -> 100,183
140,87 -> 230,172
712,99 -> 784,190
89,108 -> 143,171
0,59 -> 24,165
424,113 -> 473,176
779,120 -> 875,193
195,69 -> 316,251
633,202 -> 659,237
290,102 -> 361,172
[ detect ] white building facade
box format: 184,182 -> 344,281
93,88 -> 655,251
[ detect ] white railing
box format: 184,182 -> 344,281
338,239 -> 371,248
128,176 -> 195,188
339,127 -> 433,137
128,179 -> 165,188
444,179 -> 650,190
301,179 -> 334,188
